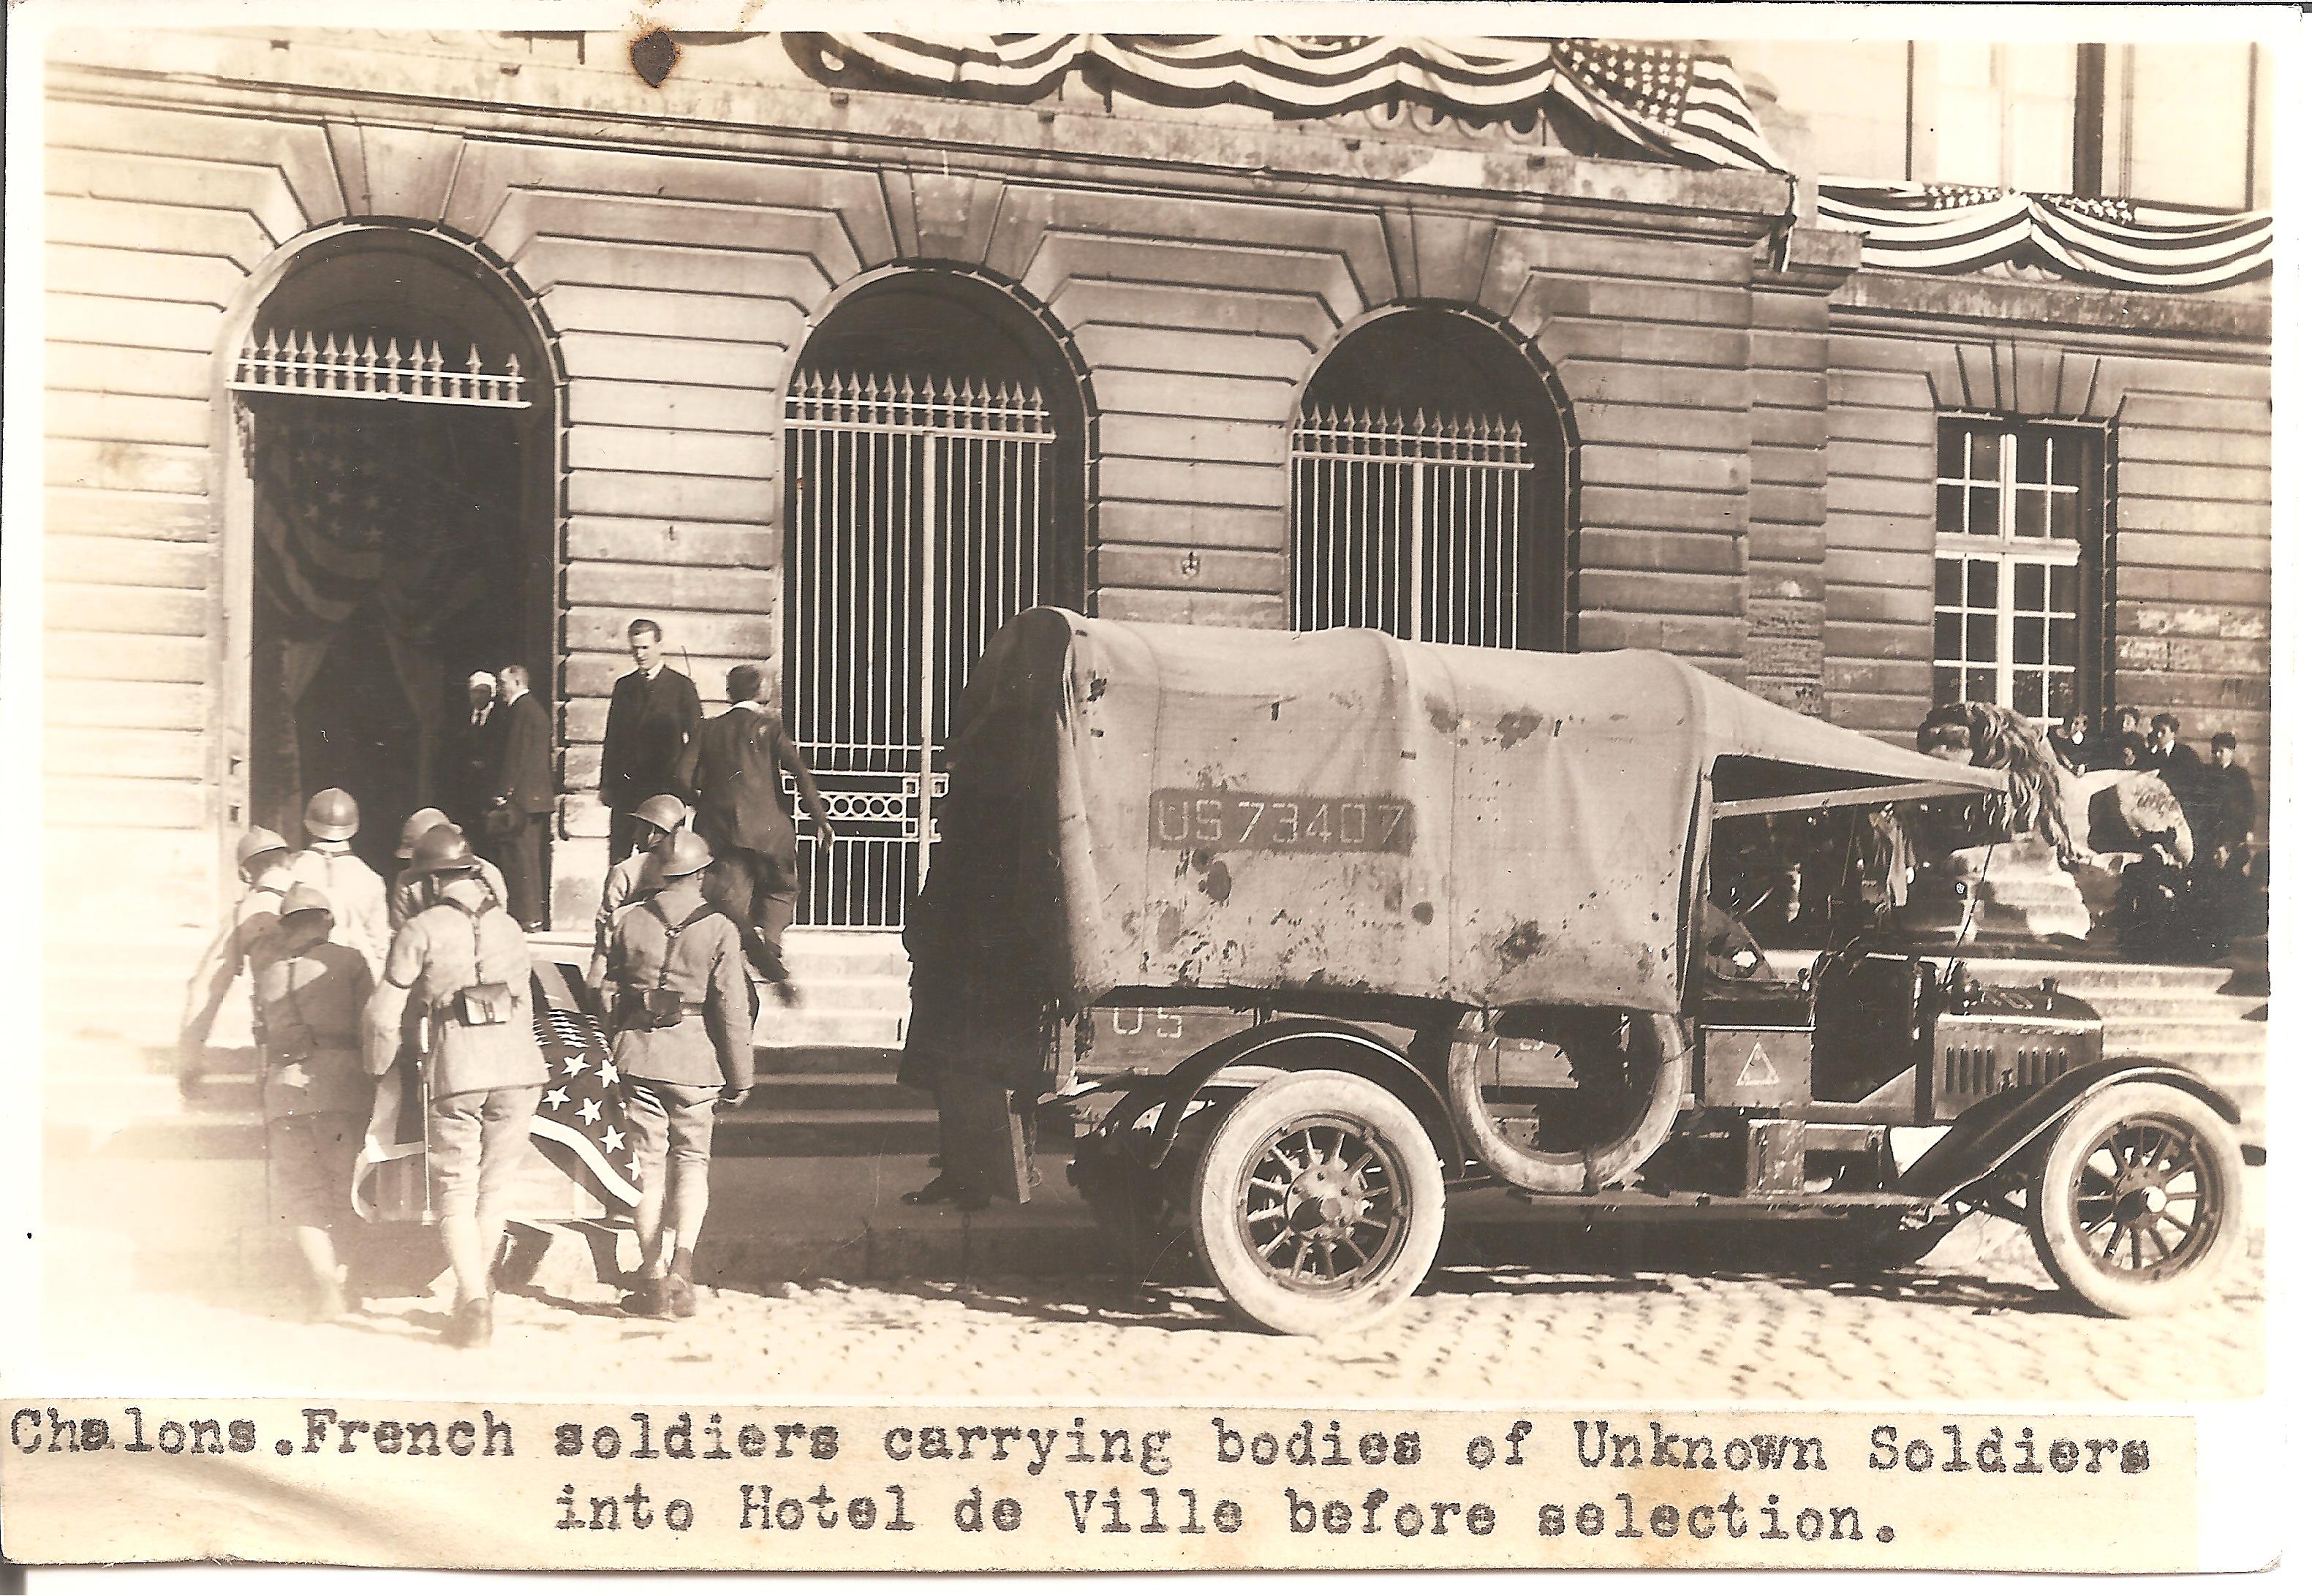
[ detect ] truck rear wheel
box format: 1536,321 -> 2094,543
1188,1070 -> 1445,1336
2028,1082 -> 2245,1317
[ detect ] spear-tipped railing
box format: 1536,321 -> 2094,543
228,331 -> 530,408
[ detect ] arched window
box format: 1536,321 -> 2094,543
782,271 -> 1088,927
231,232 -> 555,878
1290,310 -> 1576,650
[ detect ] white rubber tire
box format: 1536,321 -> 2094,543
1187,1070 -> 1445,1337
2028,1082 -> 2245,1317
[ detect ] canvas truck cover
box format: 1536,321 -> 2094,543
904,609 -> 2003,1025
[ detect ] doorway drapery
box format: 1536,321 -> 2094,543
244,393 -> 522,861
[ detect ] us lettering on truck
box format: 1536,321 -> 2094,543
1149,790 -> 1413,854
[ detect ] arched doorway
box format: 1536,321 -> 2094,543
230,231 -> 556,880
1290,309 -> 1576,650
782,271 -> 1088,927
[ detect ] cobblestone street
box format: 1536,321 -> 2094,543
39,1214 -> 2263,1407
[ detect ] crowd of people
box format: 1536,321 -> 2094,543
2045,706 -> 2265,960
2045,702 -> 2258,808
1706,700 -> 2264,963
176,618 -> 838,1346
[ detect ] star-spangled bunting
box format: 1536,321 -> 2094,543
1818,178 -> 2271,291
251,401 -> 500,640
808,34 -> 1783,172
532,1006 -> 643,1208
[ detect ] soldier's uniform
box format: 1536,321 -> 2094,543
585,793 -> 687,992
290,789 -> 391,977
366,827 -> 548,1347
389,854 -> 509,931
178,828 -> 298,1080
590,851 -> 662,969
604,833 -> 754,1317
252,899 -> 374,1238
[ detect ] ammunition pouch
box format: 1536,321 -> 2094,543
452,982 -> 517,1027
618,986 -> 700,1031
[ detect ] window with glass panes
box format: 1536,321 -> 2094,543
1933,419 -> 2096,724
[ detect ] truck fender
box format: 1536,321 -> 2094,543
1897,1058 -> 2246,1205
1132,1018 -> 1462,1174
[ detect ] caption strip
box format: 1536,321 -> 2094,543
2,1402 -> 2192,1570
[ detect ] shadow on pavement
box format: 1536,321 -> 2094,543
850,1277 -> 1244,1333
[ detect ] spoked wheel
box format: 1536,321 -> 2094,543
2028,1083 -> 2245,1317
1188,1070 -> 1444,1336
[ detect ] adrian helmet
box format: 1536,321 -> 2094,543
279,882 -> 334,922
654,831 -> 714,880
235,826 -> 291,871
409,825 -> 479,876
397,807 -> 452,859
630,793 -> 689,835
303,787 -> 360,842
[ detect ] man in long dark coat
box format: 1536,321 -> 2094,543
447,670 -> 503,839
488,662 -> 555,931
600,618 -> 703,864
681,662 -> 834,1000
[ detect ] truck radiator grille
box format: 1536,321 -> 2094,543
1941,1043 -> 2069,1102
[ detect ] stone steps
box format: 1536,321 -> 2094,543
2072,991 -> 2265,1019
48,929 -> 917,1038
50,939 -> 2264,1160
2100,1019 -> 2266,1052
1966,963 -> 2248,993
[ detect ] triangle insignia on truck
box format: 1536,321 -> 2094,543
1737,1042 -> 1780,1087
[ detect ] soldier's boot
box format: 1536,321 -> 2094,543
444,1296 -> 493,1349
620,1275 -> 673,1319
665,1247 -> 700,1318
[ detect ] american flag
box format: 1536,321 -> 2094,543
1818,178 -> 2272,291
531,1006 -> 643,1210
352,1058 -> 428,1223
1555,40 -> 1783,173
812,34 -> 1783,173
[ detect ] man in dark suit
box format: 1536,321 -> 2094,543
2144,713 -> 2202,776
682,663 -> 835,1001
447,670 -> 502,838
488,662 -> 555,931
2204,730 -> 2257,858
601,618 -> 703,864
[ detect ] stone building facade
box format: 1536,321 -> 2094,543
40,29 -> 2271,943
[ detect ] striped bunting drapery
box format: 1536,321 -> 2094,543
808,34 -> 1784,172
1818,180 -> 2273,291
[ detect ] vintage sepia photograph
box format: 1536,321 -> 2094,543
1,0 -> 2290,1573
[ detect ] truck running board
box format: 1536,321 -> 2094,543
1455,1186 -> 1939,1219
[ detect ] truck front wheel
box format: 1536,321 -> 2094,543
2028,1082 -> 2246,1317
1188,1070 -> 1445,1336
